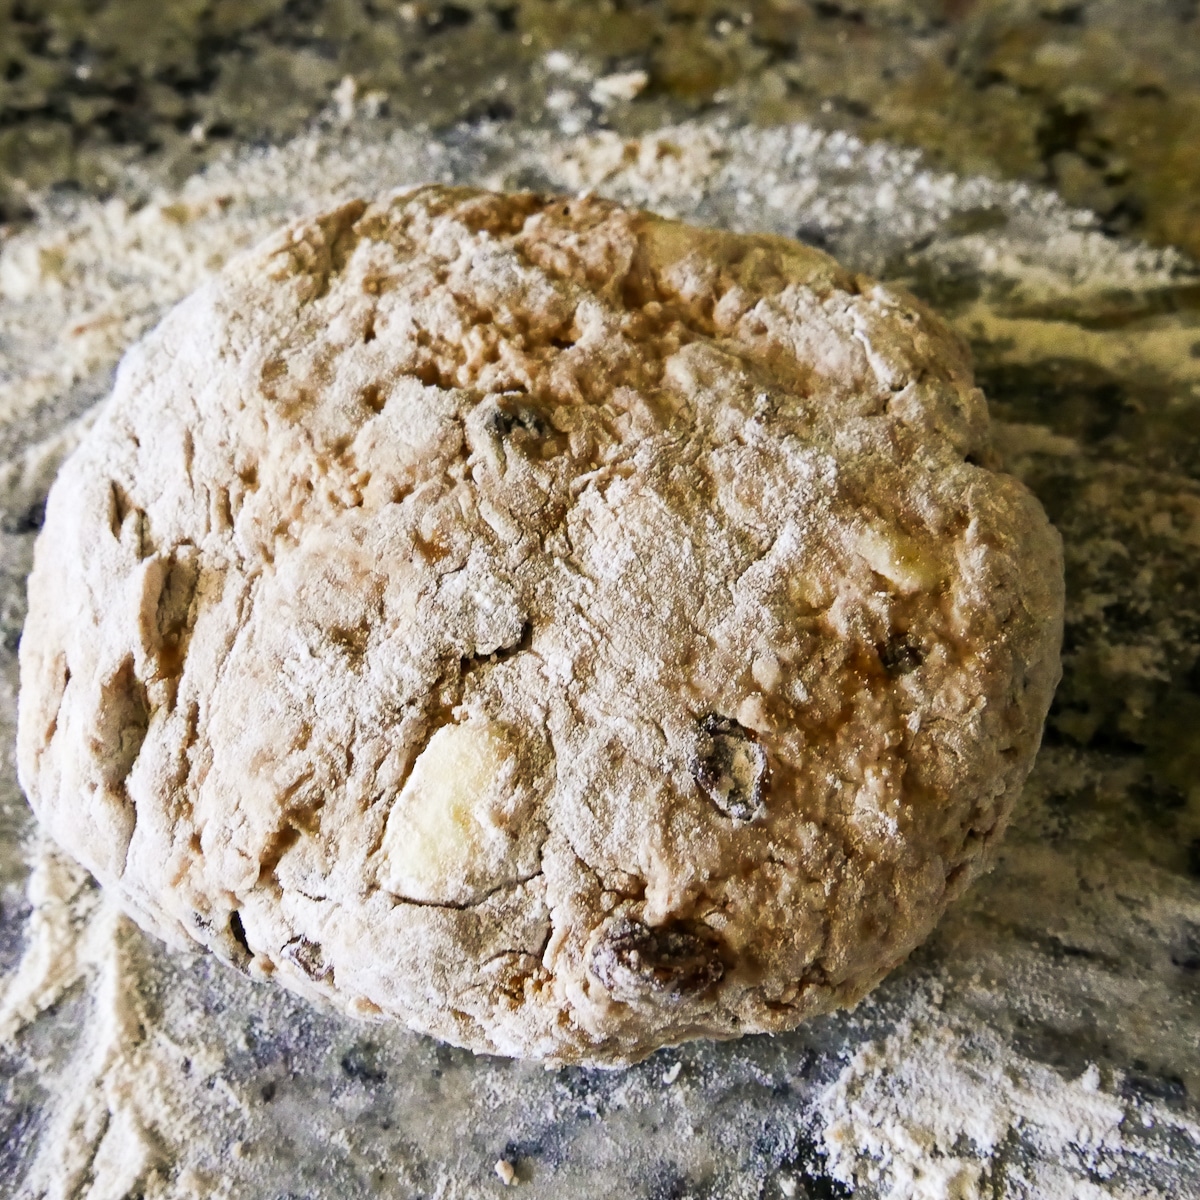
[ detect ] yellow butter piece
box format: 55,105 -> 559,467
379,721 -> 510,903
857,526 -> 943,594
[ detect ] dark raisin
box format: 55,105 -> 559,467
281,935 -> 331,982
879,633 -> 923,676
483,398 -> 550,440
591,919 -> 725,1000
692,714 -> 769,821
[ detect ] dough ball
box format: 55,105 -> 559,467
17,187 -> 1063,1065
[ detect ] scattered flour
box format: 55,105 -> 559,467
0,839 -> 98,1044
2,843 -> 237,1200
818,988 -> 1143,1200
2,99 -> 1199,1198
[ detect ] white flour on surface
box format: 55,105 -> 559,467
2,101 -> 1199,1199
820,991 -> 1141,1200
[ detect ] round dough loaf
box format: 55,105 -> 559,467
17,187 -> 1063,1065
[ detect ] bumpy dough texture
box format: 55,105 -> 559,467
17,188 -> 1064,1065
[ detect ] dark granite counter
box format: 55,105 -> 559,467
1,3 -> 1199,1197
3,1 -> 1200,254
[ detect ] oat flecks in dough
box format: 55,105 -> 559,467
16,186 -> 1064,1066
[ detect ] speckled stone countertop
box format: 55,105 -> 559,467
3,0 -> 1200,253
1,3 -> 1199,1198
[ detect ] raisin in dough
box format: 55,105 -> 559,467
17,188 -> 1064,1066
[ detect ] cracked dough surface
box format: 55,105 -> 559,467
16,186 -> 1063,1065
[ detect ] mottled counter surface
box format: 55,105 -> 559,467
3,0 -> 1200,254
2,3 -> 1200,1198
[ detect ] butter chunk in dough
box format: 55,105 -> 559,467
379,721 -> 536,905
